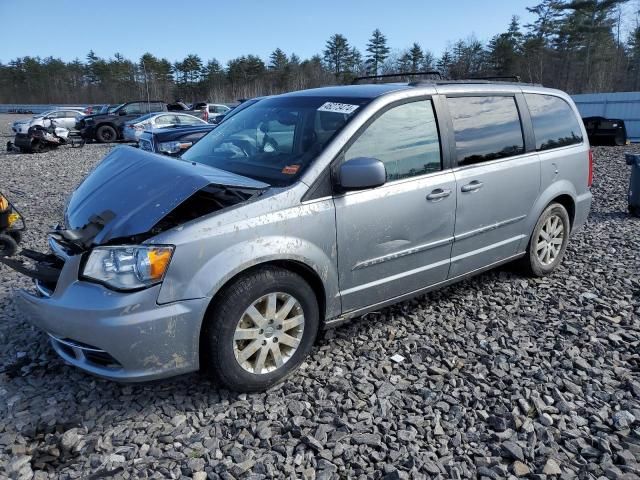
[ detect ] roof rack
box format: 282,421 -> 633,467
352,71 -> 443,85
465,75 -> 521,82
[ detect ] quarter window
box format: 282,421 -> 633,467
178,115 -> 203,125
155,115 -> 177,126
344,100 -> 441,181
448,96 -> 524,166
525,94 -> 583,151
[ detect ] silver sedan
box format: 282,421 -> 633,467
122,112 -> 208,142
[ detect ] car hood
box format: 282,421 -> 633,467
63,146 -> 269,246
81,113 -> 115,122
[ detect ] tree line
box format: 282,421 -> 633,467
0,0 -> 638,105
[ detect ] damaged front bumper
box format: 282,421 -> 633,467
2,237 -> 208,381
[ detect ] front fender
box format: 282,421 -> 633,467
158,236 -> 340,319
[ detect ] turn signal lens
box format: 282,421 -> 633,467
588,149 -> 593,187
139,248 -> 173,281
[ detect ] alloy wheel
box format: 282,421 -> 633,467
535,214 -> 565,265
233,292 -> 305,375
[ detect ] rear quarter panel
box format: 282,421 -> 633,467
520,89 -> 591,244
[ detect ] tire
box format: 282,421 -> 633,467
8,230 -> 22,244
202,266 -> 319,392
520,202 -> 571,277
0,234 -> 18,257
32,140 -> 47,153
614,132 -> 626,146
96,125 -> 117,143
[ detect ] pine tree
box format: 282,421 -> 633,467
323,34 -> 351,76
487,16 -> 523,75
365,29 -> 391,75
408,43 -> 424,72
269,48 -> 289,70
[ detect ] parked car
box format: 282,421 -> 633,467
1,81 -> 592,392
12,109 -> 85,135
190,102 -> 231,123
77,101 -> 167,143
84,105 -> 106,115
138,124 -> 216,155
582,116 -> 628,146
122,112 -> 209,142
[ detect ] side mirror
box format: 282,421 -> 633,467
337,157 -> 386,191
118,110 -> 127,116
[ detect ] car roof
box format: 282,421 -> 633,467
282,84 -> 411,99
277,81 -> 566,100
144,124 -> 216,140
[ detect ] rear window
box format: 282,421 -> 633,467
448,96 -> 524,166
525,94 -> 583,151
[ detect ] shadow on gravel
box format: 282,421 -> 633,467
588,210 -> 638,222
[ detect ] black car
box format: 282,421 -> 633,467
77,101 -> 167,143
137,124 -> 216,156
582,116 -> 628,146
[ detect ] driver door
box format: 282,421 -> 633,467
334,99 -> 455,313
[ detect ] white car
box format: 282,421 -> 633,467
12,109 -> 85,135
122,112 -> 209,142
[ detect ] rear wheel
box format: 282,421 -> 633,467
614,131 -> 626,146
32,140 -> 48,153
96,125 -> 117,143
520,203 -> 570,277
0,234 -> 18,257
8,230 -> 22,244
202,266 -> 319,392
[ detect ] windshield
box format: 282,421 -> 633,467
108,104 -> 124,113
181,96 -> 369,186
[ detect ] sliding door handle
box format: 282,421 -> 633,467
461,180 -> 484,192
426,188 -> 451,201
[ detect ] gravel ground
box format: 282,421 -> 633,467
0,112 -> 639,480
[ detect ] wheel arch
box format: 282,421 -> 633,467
551,193 -> 576,230
197,259 -> 328,369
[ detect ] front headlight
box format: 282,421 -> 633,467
82,245 -> 174,290
158,140 -> 193,154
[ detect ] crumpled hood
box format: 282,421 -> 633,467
64,146 -> 269,245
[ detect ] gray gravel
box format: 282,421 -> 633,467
1,112 -> 640,479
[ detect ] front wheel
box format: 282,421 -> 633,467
202,266 -> 319,392
520,202 -> 570,277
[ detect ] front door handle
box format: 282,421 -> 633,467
461,180 -> 484,192
426,188 -> 451,201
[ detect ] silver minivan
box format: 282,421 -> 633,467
3,81 -> 592,391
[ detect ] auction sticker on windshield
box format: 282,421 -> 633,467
317,102 -> 359,114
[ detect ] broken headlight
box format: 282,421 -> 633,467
158,141 -> 193,154
82,245 -> 174,290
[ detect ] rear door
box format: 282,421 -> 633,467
444,94 -> 540,277
334,98 -> 456,312
58,111 -> 79,130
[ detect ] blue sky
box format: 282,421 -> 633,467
0,0 -> 538,65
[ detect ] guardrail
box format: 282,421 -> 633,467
0,104 -> 88,114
